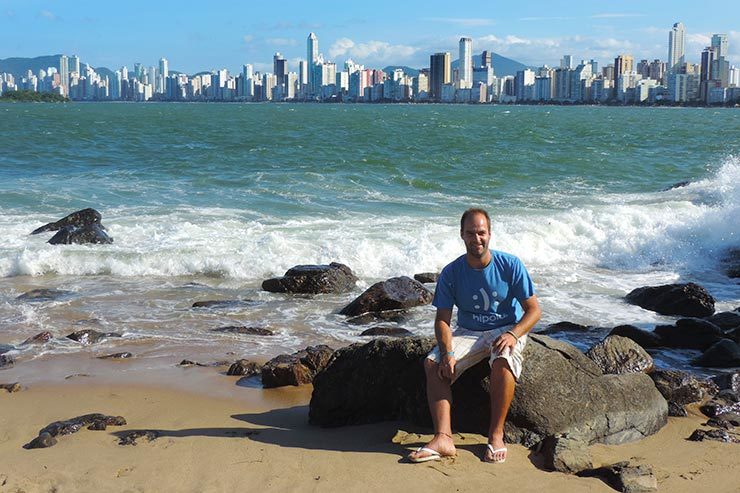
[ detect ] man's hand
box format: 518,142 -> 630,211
437,354 -> 456,381
491,331 -> 517,356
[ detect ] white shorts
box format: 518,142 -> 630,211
426,325 -> 527,383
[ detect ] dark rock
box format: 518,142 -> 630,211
668,402 -> 688,417
309,335 -> 668,446
178,359 -> 229,367
687,429 -> 739,443
649,369 -> 715,406
700,391 -> 740,418
722,248 -> 740,278
693,339 -> 740,368
706,412 -> 740,429
413,272 -> 439,283
31,208 -> 102,235
24,414 -> 126,449
706,311 -> 740,331
726,327 -> 740,344
360,326 -> 413,337
344,310 -> 410,325
262,262 -> 358,294
227,359 -> 261,376
48,223 -> 113,245
192,299 -> 250,309
66,329 -> 122,345
16,289 -> 73,302
542,435 -> 592,473
578,462 -> 658,493
20,331 -> 53,345
608,325 -> 664,349
0,354 -> 14,369
1,383 -> 21,393
625,282 -> 715,317
97,352 -> 133,360
586,335 -> 654,374
713,372 -> 739,393
64,373 -> 93,380
118,430 -> 160,446
538,321 -> 590,335
339,276 -> 432,317
0,344 -> 12,354
664,181 -> 690,191
211,326 -> 274,336
654,318 -> 724,351
262,345 -> 334,388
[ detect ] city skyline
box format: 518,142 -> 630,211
1,1 -> 738,74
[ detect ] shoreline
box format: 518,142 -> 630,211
1,379 -> 737,492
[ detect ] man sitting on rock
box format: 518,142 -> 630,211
408,208 -> 541,464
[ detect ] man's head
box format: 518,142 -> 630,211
460,208 -> 491,261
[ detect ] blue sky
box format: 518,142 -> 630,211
1,0 -> 738,74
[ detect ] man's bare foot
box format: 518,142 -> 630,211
484,435 -> 507,463
407,432 -> 456,462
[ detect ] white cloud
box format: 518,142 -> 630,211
328,38 -> 419,65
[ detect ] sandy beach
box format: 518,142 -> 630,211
1,374 -> 737,493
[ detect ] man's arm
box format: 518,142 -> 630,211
492,295 -> 541,354
434,308 -> 456,381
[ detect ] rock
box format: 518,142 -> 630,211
586,335 -> 654,375
48,223 -> 113,245
649,369 -> 716,406
706,311 -> 740,331
0,354 -> 15,369
664,181 -> 690,190
262,262 -> 358,294
192,299 -> 250,309
542,435 -> 593,473
309,335 -> 668,447
654,318 -> 725,351
344,310 -> 410,325
1,383 -> 21,393
713,372 -> 739,393
727,327 -> 740,344
578,462 -> 658,493
20,331 -> 53,345
705,412 -> 740,429
0,344 -> 12,354
339,276 -> 432,317
24,413 -> 126,449
413,272 -> 439,283
97,352 -> 133,360
262,345 -> 334,388
31,208 -> 103,235
700,390 -> 740,418
118,430 -> 160,446
360,326 -> 413,337
227,359 -> 261,376
625,282 -> 715,317
693,339 -> 740,368
538,321 -> 590,335
178,359 -> 229,367
687,429 -> 739,443
211,326 -> 274,336
608,325 -> 664,349
722,248 -> 740,278
16,289 -> 73,302
66,329 -> 122,345
668,402 -> 688,417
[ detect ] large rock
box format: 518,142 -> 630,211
31,208 -> 102,235
413,272 -> 439,283
654,318 -> 725,351
66,329 -> 122,345
262,345 -> 334,388
339,276 -> 432,317
539,321 -> 590,335
48,223 -> 113,245
649,369 -> 716,416
608,325 -> 664,349
585,335 -> 654,375
625,283 -> 715,317
542,435 -> 593,473
309,335 -> 668,447
693,339 -> 740,368
706,311 -> 740,331
21,331 -> 53,345
24,413 -> 126,449
578,462 -> 658,493
262,263 -> 357,294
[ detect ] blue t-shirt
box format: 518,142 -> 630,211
432,250 -> 536,331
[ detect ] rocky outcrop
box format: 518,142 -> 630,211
262,263 -> 358,294
66,329 -> 122,345
339,276 -> 432,317
211,326 -> 274,336
700,390 -> 740,418
542,435 -> 593,473
538,321 -> 590,335
578,462 -> 658,492
693,339 -> 740,368
20,331 -> 53,345
24,413 -> 126,449
585,335 -> 654,375
31,209 -> 113,245
413,272 -> 439,283
608,325 -> 664,349
359,326 -> 413,337
649,369 -> 716,416
227,359 -> 261,377
625,283 -> 715,317
309,335 -> 668,447
16,289 -> 73,302
713,372 -> 739,393
654,318 -> 725,350
706,311 -> 740,331
687,429 -> 738,443
262,345 -> 334,388
31,208 -> 102,235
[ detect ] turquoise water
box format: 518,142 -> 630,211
0,103 -> 738,379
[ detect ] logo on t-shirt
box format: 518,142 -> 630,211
472,289 -> 500,311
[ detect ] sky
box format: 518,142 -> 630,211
1,0 -> 738,75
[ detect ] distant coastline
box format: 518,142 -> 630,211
0,90 -> 68,103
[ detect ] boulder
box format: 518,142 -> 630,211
650,369 -> 716,406
687,429 -> 738,443
654,318 -> 725,350
21,331 -> 53,345
16,289 -> 73,302
668,402 -> 688,417
262,262 -> 357,294
713,372 -> 739,393
66,329 -> 122,345
359,326 -> 413,337
24,413 -> 126,449
48,223 -> 113,245
700,390 -> 740,418
727,327 -> 740,344
578,462 -> 658,493
339,276 -> 432,317
706,311 -> 740,331
178,359 -> 229,367
608,325 -> 664,349
211,326 -> 274,336
413,272 -> 439,283
585,335 -> 654,374
31,208 -> 102,235
705,412 -> 740,429
693,339 -> 740,368
227,359 -> 261,377
542,435 -> 593,473
538,321 -> 590,335
309,335 -> 668,447
625,283 -> 715,317
262,345 -> 334,388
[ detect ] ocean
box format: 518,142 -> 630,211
1,103 -> 738,383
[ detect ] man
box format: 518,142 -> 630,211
408,208 -> 541,464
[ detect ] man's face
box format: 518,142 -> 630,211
461,213 -> 491,258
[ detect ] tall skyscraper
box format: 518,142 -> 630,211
701,47 -> 717,81
711,34 -> 728,59
70,55 -> 80,74
307,32 -> 319,64
614,55 -> 634,81
59,55 -> 68,96
481,51 -> 492,69
560,55 -> 574,69
429,52 -> 451,102
459,37 -> 472,88
668,22 -> 686,73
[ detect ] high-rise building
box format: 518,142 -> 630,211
307,33 -> 319,64
560,55 -> 574,70
429,52 -> 451,102
614,55 -> 634,81
273,52 -> 288,89
668,22 -> 686,73
711,34 -> 728,59
70,55 -> 80,74
481,51 -> 492,69
59,55 -> 68,95
701,47 -> 717,82
459,37 -> 472,88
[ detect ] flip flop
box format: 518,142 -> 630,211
485,443 -> 507,463
409,446 -> 442,463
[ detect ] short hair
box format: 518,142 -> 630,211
460,208 -> 491,232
